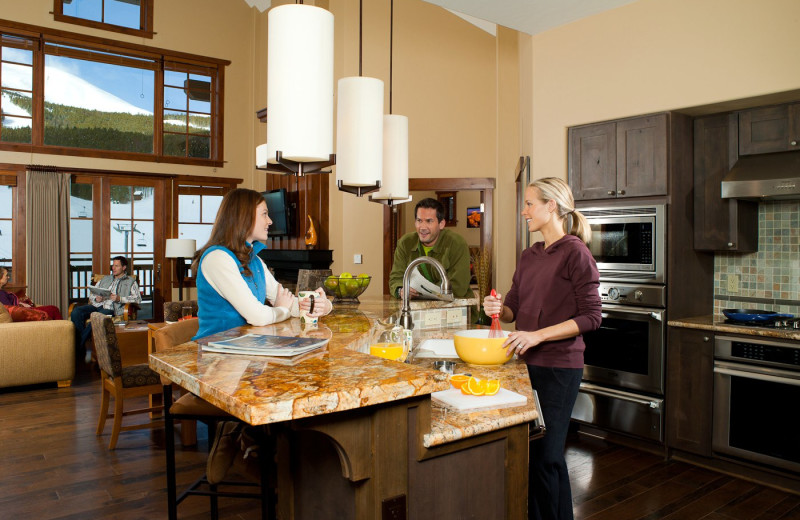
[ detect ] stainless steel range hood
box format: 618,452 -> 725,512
721,152 -> 800,199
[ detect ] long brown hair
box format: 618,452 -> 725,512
192,188 -> 265,277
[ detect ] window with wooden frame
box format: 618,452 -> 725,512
0,174 -> 16,271
174,180 -> 236,279
53,0 -> 155,39
0,19 -> 228,166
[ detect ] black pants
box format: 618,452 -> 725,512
527,365 -> 583,520
71,304 -> 114,361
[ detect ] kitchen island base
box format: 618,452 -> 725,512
277,396 -> 530,519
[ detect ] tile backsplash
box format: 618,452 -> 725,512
714,201 -> 800,318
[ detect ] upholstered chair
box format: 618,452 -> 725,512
90,312 -> 163,449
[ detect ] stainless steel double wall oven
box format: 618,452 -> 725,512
571,204 -> 668,442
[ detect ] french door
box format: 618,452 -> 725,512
70,174 -> 170,321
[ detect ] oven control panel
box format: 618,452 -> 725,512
598,283 -> 665,308
716,336 -> 800,370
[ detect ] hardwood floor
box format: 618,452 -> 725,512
1,368 -> 798,519
567,435 -> 800,520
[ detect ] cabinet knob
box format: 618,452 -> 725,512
617,190 -> 625,195
727,242 -> 735,248
703,336 -> 710,342
791,140 -> 797,146
607,190 -> 615,195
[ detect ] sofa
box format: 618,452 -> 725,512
0,305 -> 76,388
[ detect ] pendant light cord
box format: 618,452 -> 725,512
359,0 -> 363,77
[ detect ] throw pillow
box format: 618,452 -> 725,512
0,304 -> 12,323
6,305 -> 50,322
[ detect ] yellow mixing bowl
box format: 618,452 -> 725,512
452,329 -> 512,365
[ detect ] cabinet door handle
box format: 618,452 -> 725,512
727,242 -> 735,247
703,336 -> 710,342
617,190 -> 625,195
791,140 -> 797,146
607,190 -> 615,195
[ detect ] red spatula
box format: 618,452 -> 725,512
488,289 -> 502,338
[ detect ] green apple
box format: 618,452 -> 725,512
357,273 -> 370,288
324,276 -> 339,292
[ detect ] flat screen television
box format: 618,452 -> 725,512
261,188 -> 293,237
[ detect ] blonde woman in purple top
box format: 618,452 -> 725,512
484,177 -> 601,520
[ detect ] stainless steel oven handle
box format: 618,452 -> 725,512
713,365 -> 800,386
579,383 -> 662,409
601,308 -> 663,321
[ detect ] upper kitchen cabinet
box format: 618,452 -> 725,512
694,114 -> 758,252
569,114 -> 668,201
738,102 -> 800,155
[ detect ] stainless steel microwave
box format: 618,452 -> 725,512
580,204 -> 666,284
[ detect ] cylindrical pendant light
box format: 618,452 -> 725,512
336,76 -> 384,195
370,114 -> 410,203
266,4 -> 334,172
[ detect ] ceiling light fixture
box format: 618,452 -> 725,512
257,2 -> 335,176
336,0 -> 383,196
370,0 -> 411,207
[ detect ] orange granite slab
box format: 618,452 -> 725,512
150,298 -> 540,447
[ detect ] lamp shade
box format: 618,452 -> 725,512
267,4 -> 334,162
336,76 -> 384,187
165,239 -> 196,258
372,114 -> 409,200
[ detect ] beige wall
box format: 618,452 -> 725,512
320,0 -> 505,298
507,0 -> 800,295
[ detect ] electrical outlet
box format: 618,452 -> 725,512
727,274 -> 739,293
354,254 -> 362,264
425,312 -> 440,327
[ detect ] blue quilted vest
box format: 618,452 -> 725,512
193,242 -> 267,340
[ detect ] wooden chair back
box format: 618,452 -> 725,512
90,312 -> 123,379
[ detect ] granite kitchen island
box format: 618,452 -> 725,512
150,297 -> 540,519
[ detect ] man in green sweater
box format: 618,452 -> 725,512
389,198 -> 473,300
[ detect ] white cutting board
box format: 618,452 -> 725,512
431,388 -> 527,412
415,339 -> 459,358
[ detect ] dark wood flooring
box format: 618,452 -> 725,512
1,367 -> 798,519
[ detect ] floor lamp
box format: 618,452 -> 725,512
165,239 -> 196,301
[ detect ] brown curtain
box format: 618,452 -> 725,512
25,169 -> 71,315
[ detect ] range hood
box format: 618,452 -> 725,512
721,152 -> 800,200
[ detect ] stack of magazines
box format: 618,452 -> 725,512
201,334 -> 328,358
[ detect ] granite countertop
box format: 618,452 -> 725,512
668,315 -> 800,341
150,297 -> 536,449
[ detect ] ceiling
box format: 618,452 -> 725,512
243,1 -> 641,36
420,0 -> 641,35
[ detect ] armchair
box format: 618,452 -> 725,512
68,274 -> 140,323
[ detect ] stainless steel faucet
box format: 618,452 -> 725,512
398,256 -> 452,330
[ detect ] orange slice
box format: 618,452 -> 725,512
466,377 -> 485,396
450,374 -> 470,390
484,379 -> 501,395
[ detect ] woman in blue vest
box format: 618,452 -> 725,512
191,188 -> 332,340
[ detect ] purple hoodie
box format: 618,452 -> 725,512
504,234 -> 602,369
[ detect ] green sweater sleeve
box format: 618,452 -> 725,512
389,233 -> 417,298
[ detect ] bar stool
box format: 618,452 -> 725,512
154,320 -> 275,520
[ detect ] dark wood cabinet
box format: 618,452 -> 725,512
569,114 -> 668,200
738,102 -> 800,155
666,327 -> 714,456
569,122 -> 617,200
693,114 -> 758,252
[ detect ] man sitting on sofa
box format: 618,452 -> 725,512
71,256 -> 141,363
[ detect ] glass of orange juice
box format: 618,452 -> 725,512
370,342 -> 405,360
370,326 -> 408,361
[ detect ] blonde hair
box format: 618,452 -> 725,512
529,177 -> 591,244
